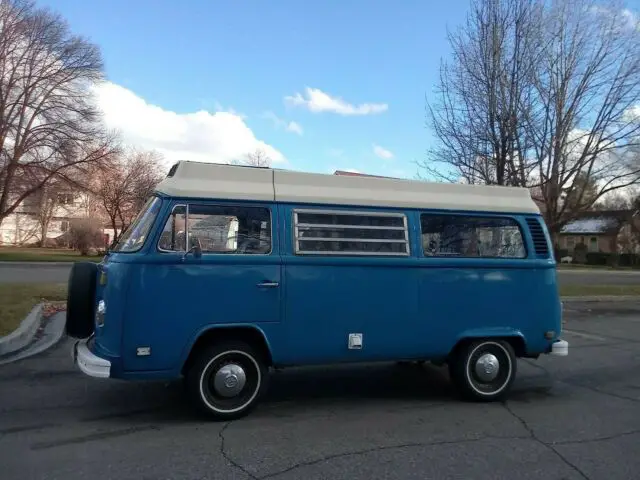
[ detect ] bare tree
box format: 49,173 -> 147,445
422,0 -> 640,242
529,0 -> 640,238
232,148 -> 272,168
593,190 -> 637,210
95,148 -> 164,247
34,184 -> 59,246
0,0 -> 119,228
421,0 -> 543,186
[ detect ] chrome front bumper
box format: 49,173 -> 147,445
73,338 -> 111,378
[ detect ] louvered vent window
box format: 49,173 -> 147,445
525,217 -> 550,258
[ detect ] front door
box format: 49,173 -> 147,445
122,201 -> 281,372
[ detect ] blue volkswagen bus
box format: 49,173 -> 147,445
67,160 -> 568,420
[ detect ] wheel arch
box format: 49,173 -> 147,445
449,330 -> 527,360
180,324 -> 274,376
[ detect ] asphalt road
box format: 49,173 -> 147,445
1,262 -> 640,285
1,301 -> 639,479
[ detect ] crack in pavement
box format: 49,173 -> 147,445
502,402 -> 590,480
218,383 -> 637,480
219,422 -> 259,480
258,434 -> 532,479
521,359 -> 640,404
553,429 -> 640,446
561,380 -> 640,404
30,425 -> 161,451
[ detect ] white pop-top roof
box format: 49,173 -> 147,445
154,161 -> 540,214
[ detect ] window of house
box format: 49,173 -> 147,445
420,214 -> 526,258
589,237 -> 598,252
158,204 -> 271,255
60,220 -> 69,232
293,209 -> 410,256
567,237 -> 575,249
57,193 -> 74,205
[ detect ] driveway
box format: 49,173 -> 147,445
1,301 -> 639,479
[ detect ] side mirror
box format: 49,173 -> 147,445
182,244 -> 202,261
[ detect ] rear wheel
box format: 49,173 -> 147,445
449,339 -> 517,402
186,341 -> 269,420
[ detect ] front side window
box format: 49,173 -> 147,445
158,205 -> 188,251
293,210 -> 410,256
113,196 -> 163,253
421,214 -> 525,258
159,204 -> 272,255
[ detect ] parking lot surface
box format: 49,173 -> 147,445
1,300 -> 639,480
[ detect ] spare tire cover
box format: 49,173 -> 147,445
66,262 -> 98,339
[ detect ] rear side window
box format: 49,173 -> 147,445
158,204 -> 272,255
420,214 -> 526,258
293,209 -> 410,256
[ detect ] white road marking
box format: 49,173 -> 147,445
564,329 -> 608,341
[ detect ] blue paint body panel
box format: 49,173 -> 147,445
85,194 -> 562,380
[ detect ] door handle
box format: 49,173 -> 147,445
257,281 -> 279,288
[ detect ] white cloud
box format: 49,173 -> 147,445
623,104 -> 640,123
373,144 -> 394,160
286,122 -> 304,135
262,111 -> 303,135
285,87 -> 388,116
589,5 -> 639,31
621,9 -> 639,30
93,81 -> 286,167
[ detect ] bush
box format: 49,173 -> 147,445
69,218 -> 103,256
573,243 -> 587,263
585,252 -> 609,265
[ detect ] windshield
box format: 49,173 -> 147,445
113,196 -> 163,253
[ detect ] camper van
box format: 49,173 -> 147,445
67,161 -> 568,420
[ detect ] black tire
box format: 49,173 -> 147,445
65,262 -> 98,339
186,341 -> 269,421
449,339 -> 517,402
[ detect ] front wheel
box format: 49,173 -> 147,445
449,339 -> 517,402
186,341 -> 269,420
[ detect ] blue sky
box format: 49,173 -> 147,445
41,0 -> 473,178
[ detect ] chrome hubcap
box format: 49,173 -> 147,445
213,363 -> 247,397
474,353 -> 500,382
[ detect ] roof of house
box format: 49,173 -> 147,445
154,161 -> 541,214
560,210 -> 635,235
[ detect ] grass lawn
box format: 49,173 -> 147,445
558,284 -> 640,297
0,247 -> 102,263
0,283 -> 67,337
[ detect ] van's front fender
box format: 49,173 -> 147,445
178,323 -> 275,370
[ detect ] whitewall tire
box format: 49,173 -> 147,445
449,339 -> 517,402
186,341 -> 269,420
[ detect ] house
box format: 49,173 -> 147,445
558,210 -> 640,254
0,185 -> 101,247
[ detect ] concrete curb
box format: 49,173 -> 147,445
0,311 -> 66,366
0,303 -> 44,356
561,295 -> 640,302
